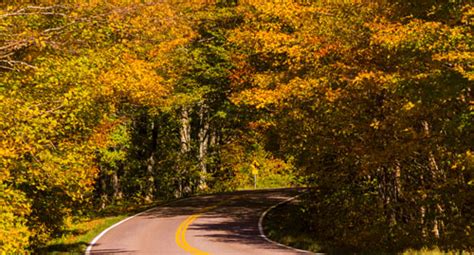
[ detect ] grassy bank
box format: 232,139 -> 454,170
37,202 -> 160,254
262,195 -> 322,253
38,215 -> 128,254
262,196 -> 465,255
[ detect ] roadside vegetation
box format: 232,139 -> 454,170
38,215 -> 127,254
1,0 -> 472,253
36,201 -> 165,254
264,196 -> 469,255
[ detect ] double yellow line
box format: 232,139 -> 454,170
175,196 -> 240,255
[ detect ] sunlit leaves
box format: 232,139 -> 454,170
1,0 -> 472,252
99,56 -> 169,107
0,0 -> 193,251
229,0 -> 473,251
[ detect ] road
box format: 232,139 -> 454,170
86,188 -> 310,254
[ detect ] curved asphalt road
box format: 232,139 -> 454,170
87,188 -> 309,254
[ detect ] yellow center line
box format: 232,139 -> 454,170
175,196 -> 240,255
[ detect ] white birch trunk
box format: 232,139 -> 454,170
198,103 -> 209,190
180,108 -> 191,153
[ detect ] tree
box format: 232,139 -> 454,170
230,0 -> 473,251
0,1 -> 185,251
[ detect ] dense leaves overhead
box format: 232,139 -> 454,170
0,1 -> 191,251
229,0 -> 473,252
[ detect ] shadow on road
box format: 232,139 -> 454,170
89,188 -> 307,254
139,188 -> 306,252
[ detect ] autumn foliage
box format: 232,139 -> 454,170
1,0 -> 472,253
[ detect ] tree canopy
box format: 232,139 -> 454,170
1,0 -> 472,253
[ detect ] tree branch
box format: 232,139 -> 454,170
0,60 -> 37,69
0,5 -> 68,19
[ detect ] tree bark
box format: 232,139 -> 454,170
99,166 -> 108,210
421,120 -> 443,239
180,108 -> 191,154
198,103 -> 209,190
145,119 -> 158,202
111,168 -> 122,202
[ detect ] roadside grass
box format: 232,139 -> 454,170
401,249 -> 460,255
262,197 -> 323,253
37,201 -> 160,254
38,215 -> 128,254
263,197 -> 464,255
237,173 -> 300,190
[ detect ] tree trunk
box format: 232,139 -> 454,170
389,161 -> 402,226
145,154 -> 155,202
422,121 -> 443,179
145,120 -> 158,202
394,161 -> 401,200
111,168 -> 122,202
422,120 -> 443,239
99,166 -> 108,210
175,107 -> 193,198
198,103 -> 209,190
180,108 -> 191,154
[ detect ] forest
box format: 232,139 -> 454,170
0,0 -> 472,253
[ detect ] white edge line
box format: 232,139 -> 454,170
86,190 -> 317,254
84,197 -> 193,255
258,191 -> 323,255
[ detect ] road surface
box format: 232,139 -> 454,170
87,188 -> 310,254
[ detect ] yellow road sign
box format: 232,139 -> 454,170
250,164 -> 258,175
